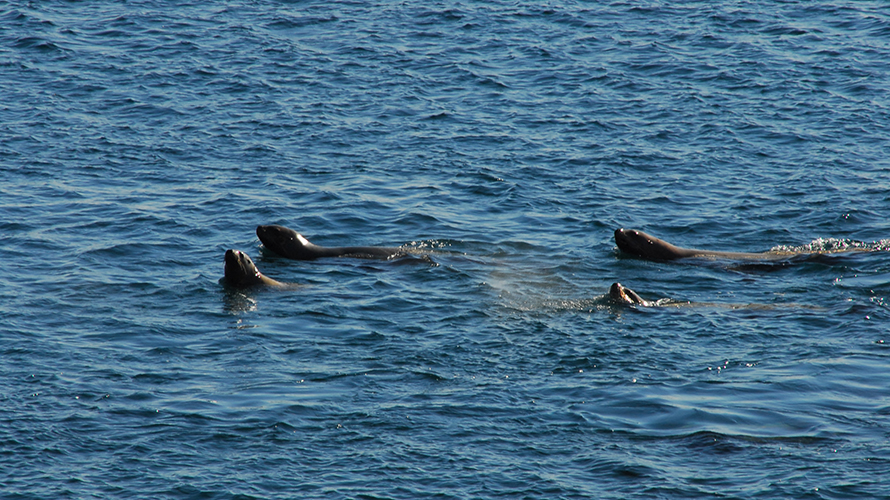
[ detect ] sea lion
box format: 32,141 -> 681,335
614,228 -> 795,261
609,282 -> 655,306
256,224 -> 402,260
607,281 -> 819,311
224,249 -> 286,288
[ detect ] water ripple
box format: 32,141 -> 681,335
2,1 -> 889,499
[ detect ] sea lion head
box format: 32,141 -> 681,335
257,224 -> 311,259
609,282 -> 649,306
614,228 -> 683,261
224,249 -> 264,287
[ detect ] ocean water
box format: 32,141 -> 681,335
2,1 -> 889,498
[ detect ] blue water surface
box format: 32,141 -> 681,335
2,1 -> 889,499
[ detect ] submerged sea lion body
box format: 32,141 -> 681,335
614,228 -> 793,261
257,224 -> 402,260
224,249 -> 285,288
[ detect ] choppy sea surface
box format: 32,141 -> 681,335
2,1 -> 889,498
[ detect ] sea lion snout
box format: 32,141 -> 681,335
224,249 -> 242,267
614,228 -> 644,255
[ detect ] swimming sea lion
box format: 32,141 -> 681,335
609,282 -> 655,306
614,228 -> 795,261
607,281 -> 815,310
224,249 -> 285,288
256,224 -> 402,260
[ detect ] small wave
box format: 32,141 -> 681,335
14,36 -> 65,53
267,15 -> 338,30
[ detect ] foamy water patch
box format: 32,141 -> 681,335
772,237 -> 890,254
